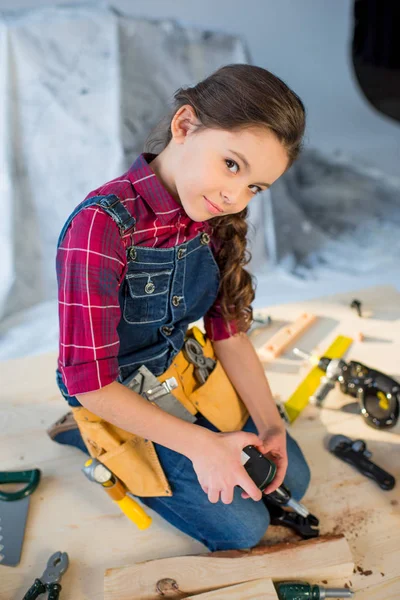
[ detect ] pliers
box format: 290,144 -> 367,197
23,551 -> 69,599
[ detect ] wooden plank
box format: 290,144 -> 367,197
104,536 -> 354,600
258,313 -> 317,360
185,578 -> 278,599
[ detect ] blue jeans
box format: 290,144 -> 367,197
140,415 -> 311,551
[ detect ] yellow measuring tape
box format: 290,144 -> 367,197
284,335 -> 353,422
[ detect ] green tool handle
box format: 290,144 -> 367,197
276,583 -> 319,599
0,468 -> 41,501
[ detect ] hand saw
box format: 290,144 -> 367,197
0,468 -> 41,567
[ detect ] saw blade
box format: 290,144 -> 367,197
0,496 -> 30,567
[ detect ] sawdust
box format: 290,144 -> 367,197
327,509 -> 371,538
357,565 -> 373,576
208,535 -> 343,558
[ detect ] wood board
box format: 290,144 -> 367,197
104,536 -> 353,600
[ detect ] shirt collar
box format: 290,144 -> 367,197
128,153 -> 188,226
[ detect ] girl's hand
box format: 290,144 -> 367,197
240,426 -> 288,498
189,430 -> 267,504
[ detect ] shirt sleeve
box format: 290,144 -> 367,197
203,293 -> 241,341
56,206 -> 127,395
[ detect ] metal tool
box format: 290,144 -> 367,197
285,336 -> 354,422
276,581 -> 354,599
294,348 -> 400,429
328,434 -> 395,490
123,364 -> 196,423
267,483 -> 319,524
241,446 -> 320,539
23,551 -> 69,599
0,468 -> 41,566
248,314 -> 272,334
82,458 -> 152,529
183,337 -> 216,384
350,298 -> 362,317
264,502 -> 320,539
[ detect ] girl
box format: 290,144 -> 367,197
51,63 -> 310,551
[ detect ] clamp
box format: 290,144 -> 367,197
23,551 -> 69,599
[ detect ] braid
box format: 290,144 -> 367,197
210,207 -> 256,332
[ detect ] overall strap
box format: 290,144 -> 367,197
57,194 -> 136,248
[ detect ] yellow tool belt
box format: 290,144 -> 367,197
71,327 -> 249,497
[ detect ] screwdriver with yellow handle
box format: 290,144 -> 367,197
82,458 -> 152,530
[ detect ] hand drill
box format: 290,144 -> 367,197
293,348 -> 399,429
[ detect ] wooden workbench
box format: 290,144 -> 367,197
1,285 -> 399,599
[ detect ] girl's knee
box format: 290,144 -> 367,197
284,433 -> 311,501
209,501 -> 270,551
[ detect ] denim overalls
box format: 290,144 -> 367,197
55,194 -> 220,405
55,194 -> 311,552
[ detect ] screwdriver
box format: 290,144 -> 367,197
240,446 -> 317,521
276,582 -> 354,599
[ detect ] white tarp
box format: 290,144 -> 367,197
0,2 -> 248,323
1,3 -> 399,360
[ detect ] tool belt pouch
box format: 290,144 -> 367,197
70,407 -> 172,497
70,328 -> 249,497
183,331 -> 249,433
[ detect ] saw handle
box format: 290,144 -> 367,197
0,468 -> 41,501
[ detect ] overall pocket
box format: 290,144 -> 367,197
123,269 -> 172,324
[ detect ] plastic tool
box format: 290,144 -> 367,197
23,551 -> 69,599
241,446 -> 320,539
328,434 -> 395,490
82,458 -> 152,529
0,468 -> 41,566
285,335 -> 353,422
276,582 -> 354,599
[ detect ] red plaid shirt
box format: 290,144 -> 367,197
57,153 -> 239,395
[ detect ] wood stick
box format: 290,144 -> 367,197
258,313 -> 317,360
104,535 -> 353,600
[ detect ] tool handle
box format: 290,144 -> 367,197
23,578 -> 47,600
351,453 -> 395,490
47,583 -> 62,600
276,582 -> 316,599
116,495 -> 152,530
0,469 -> 41,501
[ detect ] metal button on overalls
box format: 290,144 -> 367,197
128,247 -> 137,260
177,248 -> 186,259
172,296 -> 180,306
162,325 -> 174,336
200,232 -> 210,245
145,282 -> 156,294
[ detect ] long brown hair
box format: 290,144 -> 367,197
144,64 -> 306,333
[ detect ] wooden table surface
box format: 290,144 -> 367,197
1,285 -> 399,599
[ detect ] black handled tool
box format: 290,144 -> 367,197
23,551 -> 69,600
241,446 -> 320,539
294,348 -> 400,429
328,434 -> 395,490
